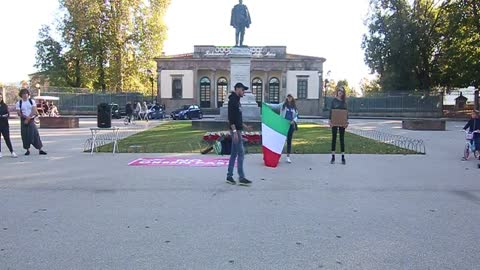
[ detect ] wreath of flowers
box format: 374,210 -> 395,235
203,131 -> 262,145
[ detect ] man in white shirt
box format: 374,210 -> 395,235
15,88 -> 47,156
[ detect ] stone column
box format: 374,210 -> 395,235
263,70 -> 269,103
281,69 -> 287,100
156,68 -> 162,105
211,70 -> 216,108
218,47 -> 260,120
193,67 -> 198,104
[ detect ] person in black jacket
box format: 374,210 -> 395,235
0,93 -> 18,158
226,82 -> 252,186
329,87 -> 349,165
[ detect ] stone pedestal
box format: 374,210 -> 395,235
219,47 -> 260,121
39,117 -> 80,129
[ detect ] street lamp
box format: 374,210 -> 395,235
35,83 -> 41,97
323,70 -> 331,110
146,69 -> 155,104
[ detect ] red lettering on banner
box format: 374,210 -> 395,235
128,157 -> 234,167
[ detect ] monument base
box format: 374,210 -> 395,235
218,106 -> 261,121
192,119 -> 261,131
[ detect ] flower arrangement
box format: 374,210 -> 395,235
203,131 -> 262,145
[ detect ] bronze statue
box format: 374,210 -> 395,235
230,0 -> 251,47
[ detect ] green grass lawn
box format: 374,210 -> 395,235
98,121 -> 415,154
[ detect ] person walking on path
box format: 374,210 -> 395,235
0,93 -> 17,158
265,93 -> 299,163
226,82 -> 252,186
329,87 -> 348,165
15,89 -> 47,156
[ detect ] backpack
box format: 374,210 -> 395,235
19,99 -> 33,111
213,138 -> 232,155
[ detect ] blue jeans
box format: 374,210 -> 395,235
227,131 -> 245,179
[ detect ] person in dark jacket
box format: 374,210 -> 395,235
0,93 -> 17,158
226,82 -> 252,186
125,102 -> 133,122
329,87 -> 349,165
463,110 -> 480,160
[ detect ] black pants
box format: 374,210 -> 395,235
0,126 -> 13,153
331,126 -> 345,153
20,120 -> 43,150
286,126 -> 295,154
235,26 -> 246,46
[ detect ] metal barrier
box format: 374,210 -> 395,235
83,125 -> 148,152
324,95 -> 443,114
348,128 -> 426,154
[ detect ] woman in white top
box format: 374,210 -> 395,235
265,94 -> 299,163
15,89 -> 47,156
142,101 -> 149,121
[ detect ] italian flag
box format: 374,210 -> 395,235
262,103 -> 291,168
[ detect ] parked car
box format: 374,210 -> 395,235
171,105 -> 203,120
110,103 -> 122,119
148,104 -> 166,120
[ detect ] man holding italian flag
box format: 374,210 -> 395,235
262,103 -> 292,167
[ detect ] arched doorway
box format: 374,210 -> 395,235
252,78 -> 263,106
268,77 -> 280,104
200,77 -> 211,108
217,77 -> 228,108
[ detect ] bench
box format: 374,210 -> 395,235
402,119 -> 446,131
40,117 -> 80,128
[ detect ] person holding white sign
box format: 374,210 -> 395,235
329,87 -> 349,165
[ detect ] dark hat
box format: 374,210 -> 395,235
234,82 -> 249,91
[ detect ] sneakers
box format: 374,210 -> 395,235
330,155 -> 335,164
226,176 -> 236,185
11,152 -> 18,158
239,178 -> 252,186
0,152 -> 2,158
25,150 -> 30,156
39,150 -> 47,155
286,157 -> 292,163
342,156 -> 346,165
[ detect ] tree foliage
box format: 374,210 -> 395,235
362,0 -> 480,92
325,79 -> 357,97
360,77 -> 382,96
35,0 -> 170,92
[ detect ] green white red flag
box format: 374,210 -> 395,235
261,103 -> 291,167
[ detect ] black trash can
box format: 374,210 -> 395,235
97,103 -> 112,128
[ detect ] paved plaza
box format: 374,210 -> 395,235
0,119 -> 479,269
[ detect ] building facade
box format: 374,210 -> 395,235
155,46 -> 326,115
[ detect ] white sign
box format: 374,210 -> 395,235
204,47 -> 276,58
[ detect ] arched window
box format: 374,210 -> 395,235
200,77 -> 211,108
217,77 -> 228,108
252,78 -> 263,106
268,77 -> 280,104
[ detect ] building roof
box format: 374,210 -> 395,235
154,46 -> 326,62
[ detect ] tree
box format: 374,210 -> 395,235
336,79 -> 357,97
362,0 -> 450,91
35,0 -> 171,92
363,0 -> 480,92
324,79 -> 357,97
34,26 -> 70,87
360,77 -> 382,96
434,0 -> 480,89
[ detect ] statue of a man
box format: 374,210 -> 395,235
230,0 -> 251,47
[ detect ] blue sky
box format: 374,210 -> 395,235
0,0 -> 373,89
